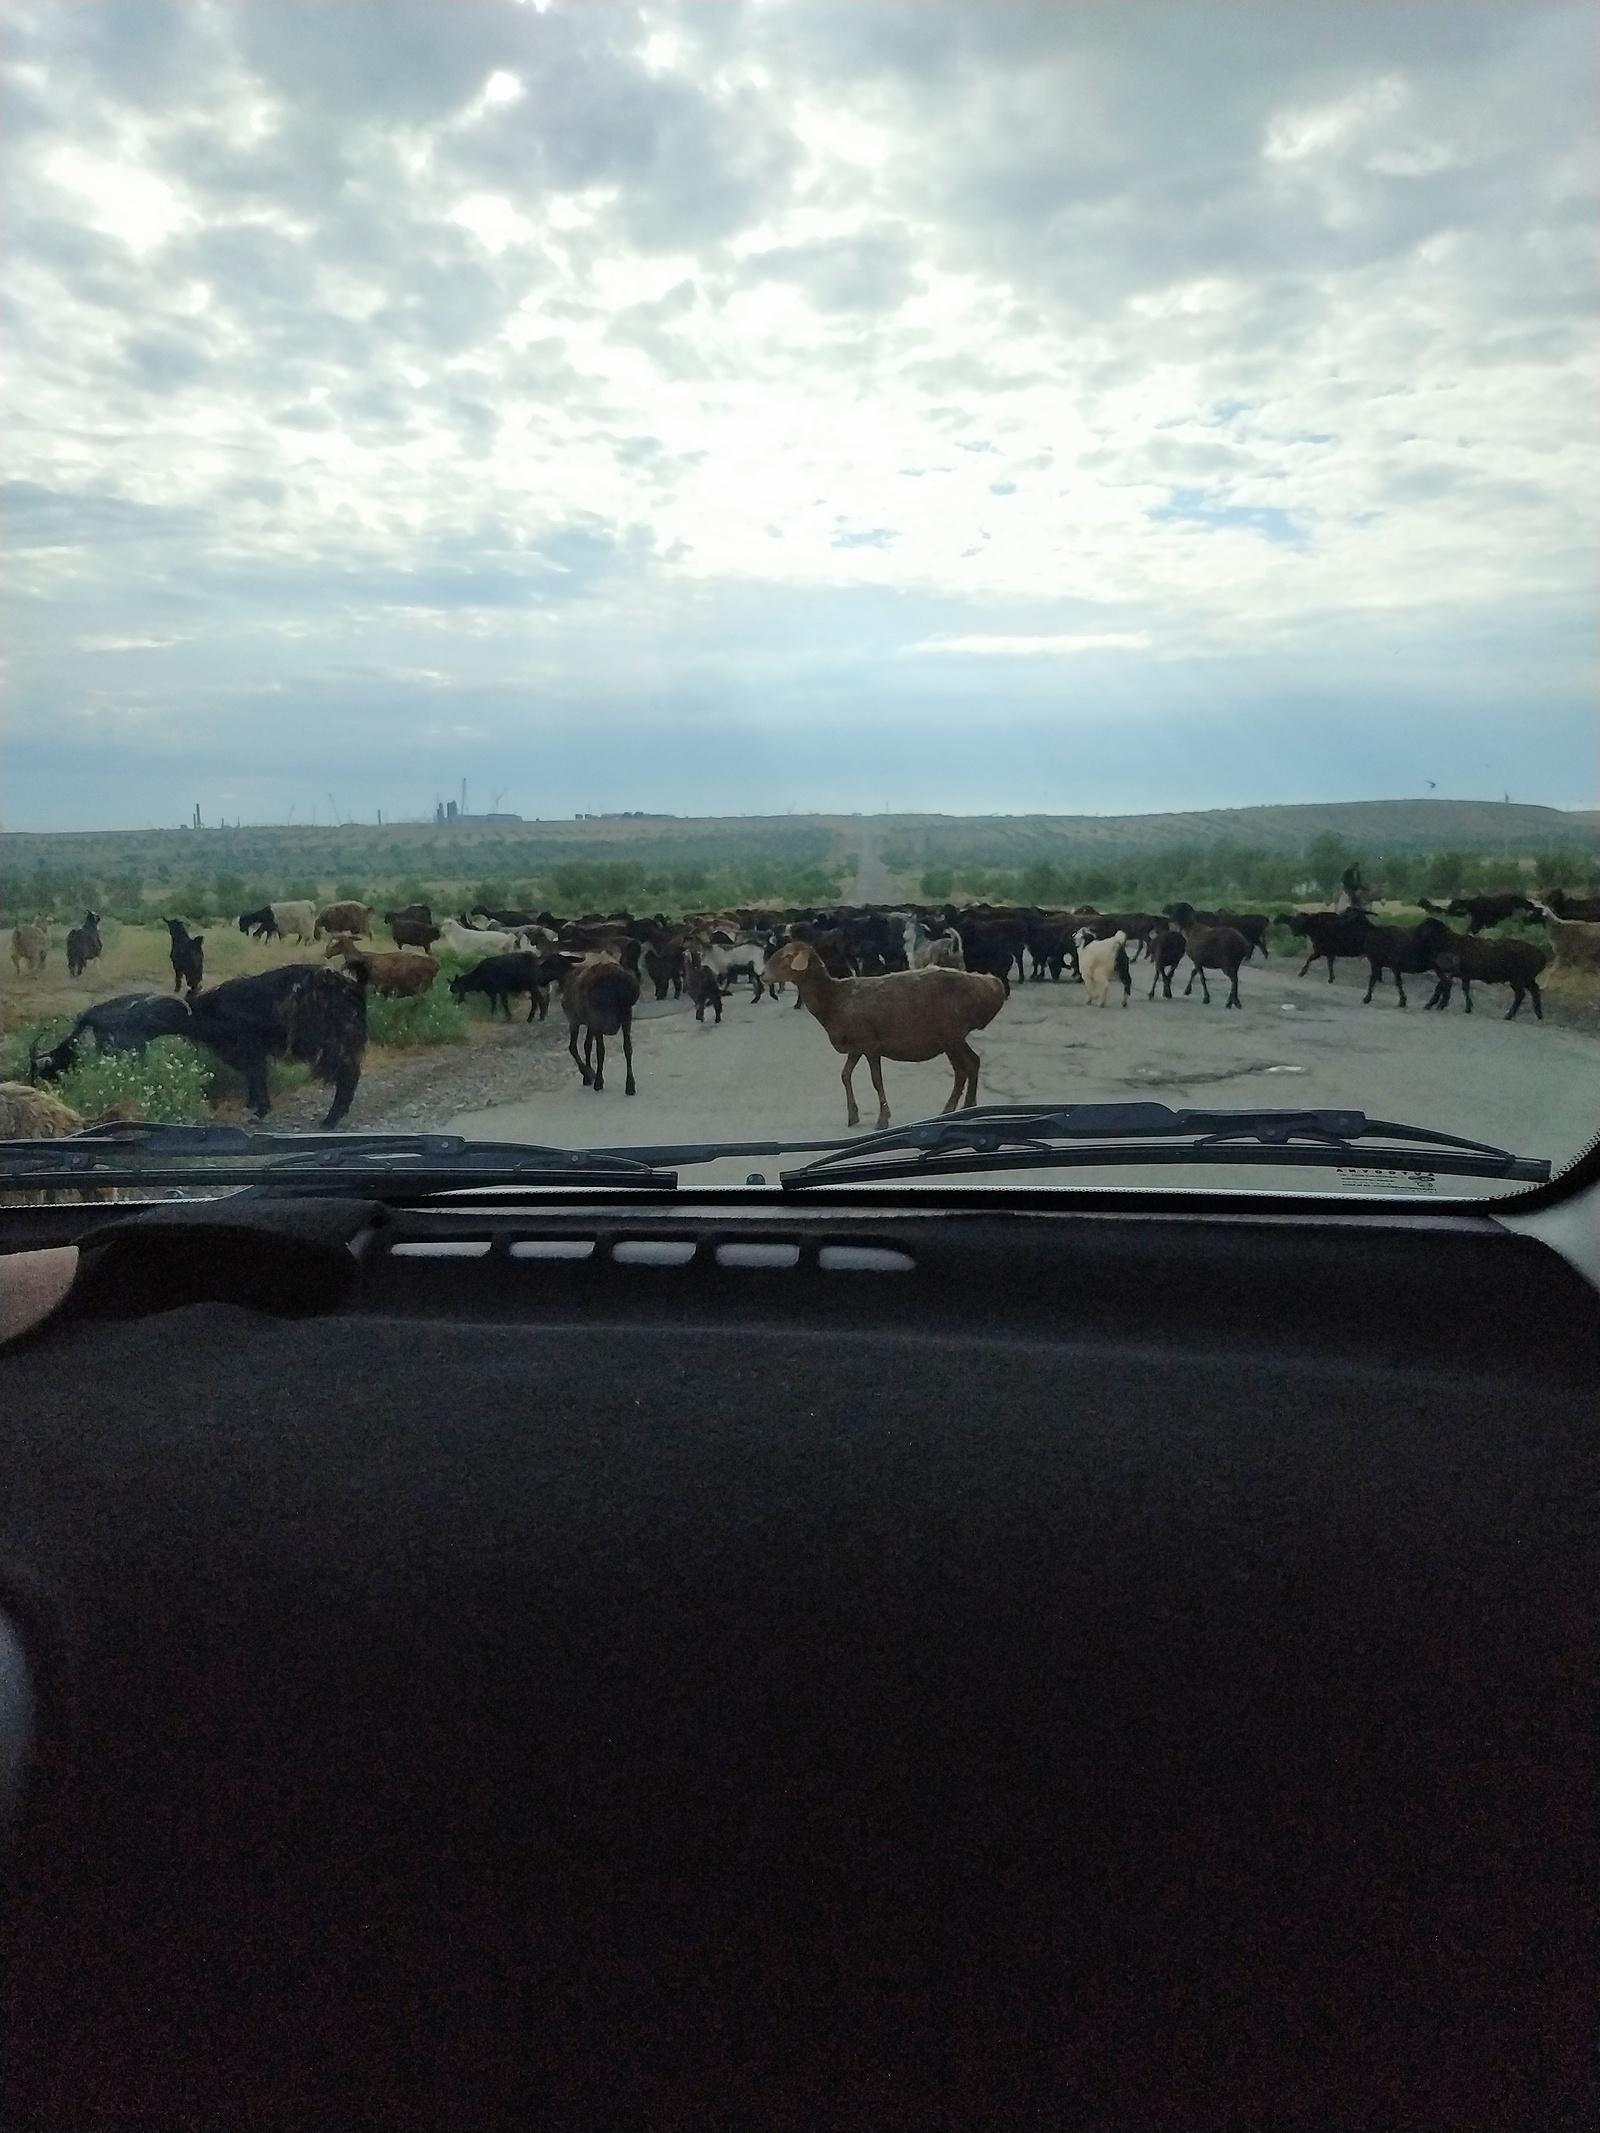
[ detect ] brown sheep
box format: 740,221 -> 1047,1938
314,900 -> 374,940
765,942 -> 1006,1130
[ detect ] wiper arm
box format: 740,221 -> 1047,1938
0,1125 -> 677,1193
777,1103 -> 1550,1190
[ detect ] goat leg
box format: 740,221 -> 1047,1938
866,1053 -> 891,1130
841,1053 -> 863,1128
622,1019 -> 636,1093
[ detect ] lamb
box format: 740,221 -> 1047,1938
1077,929 -> 1129,1008
1531,903 -> 1600,983
562,956 -> 640,1094
179,966 -> 367,1127
165,918 -> 205,998
237,906 -> 282,942
66,911 -> 103,980
10,923 -> 49,975
29,993 -> 194,1083
1165,903 -> 1250,1009
324,939 -> 441,999
765,941 -> 1006,1130
314,900 -> 374,941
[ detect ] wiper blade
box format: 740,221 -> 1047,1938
777,1103 -> 1550,1190
0,1125 -> 677,1193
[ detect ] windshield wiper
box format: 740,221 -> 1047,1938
0,1125 -> 678,1194
775,1103 -> 1551,1190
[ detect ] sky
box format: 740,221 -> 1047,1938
3,0 -> 1596,831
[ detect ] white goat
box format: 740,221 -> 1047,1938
903,920 -> 966,971
1077,928 -> 1128,1008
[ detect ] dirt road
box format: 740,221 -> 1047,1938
310,958 -> 1599,1195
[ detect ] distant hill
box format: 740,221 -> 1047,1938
1,798 -> 1594,887
872,800 -> 1600,862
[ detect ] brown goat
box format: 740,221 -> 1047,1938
766,942 -> 1006,1130
325,938 -> 440,999
562,956 -> 640,1094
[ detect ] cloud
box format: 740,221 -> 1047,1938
906,633 -> 1152,657
1,0 -> 1595,822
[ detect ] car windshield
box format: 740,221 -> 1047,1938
3,0 -> 1596,1200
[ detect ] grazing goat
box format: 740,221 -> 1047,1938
165,918 -> 205,997
181,966 -> 366,1127
766,942 -> 1006,1130
10,923 -> 49,976
1537,887 -> 1600,923
563,956 -> 640,1094
1165,904 -> 1250,1009
1284,909 -> 1374,982
314,901 -> 373,941
1532,903 -> 1600,983
66,911 -> 103,980
237,906 -> 281,942
387,915 -> 442,953
1415,920 -> 1548,1020
1077,929 -> 1129,1008
324,939 -> 441,1000
448,951 -> 562,1023
29,993 -> 194,1083
686,960 -> 723,1023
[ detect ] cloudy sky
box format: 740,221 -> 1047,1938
3,0 -> 1595,830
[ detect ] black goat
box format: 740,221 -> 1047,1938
182,966 -> 367,1128
1415,920 -> 1548,1020
448,951 -> 565,1023
66,910 -> 102,979
238,906 -> 281,941
1284,909 -> 1373,982
1166,903 -> 1250,1009
687,961 -> 723,1023
166,918 -> 205,997
29,993 -> 194,1083
1357,920 -> 1437,1008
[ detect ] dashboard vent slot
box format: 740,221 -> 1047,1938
818,1245 -> 915,1274
509,1239 -> 596,1261
715,1242 -> 801,1270
612,1239 -> 697,1267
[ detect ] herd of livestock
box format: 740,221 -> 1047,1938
6,880 -> 1600,1135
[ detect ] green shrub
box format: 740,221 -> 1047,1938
920,867 -> 954,899
57,1037 -> 214,1125
364,985 -> 468,1048
335,879 -> 367,903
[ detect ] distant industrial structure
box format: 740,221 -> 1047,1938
434,780 -> 521,826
